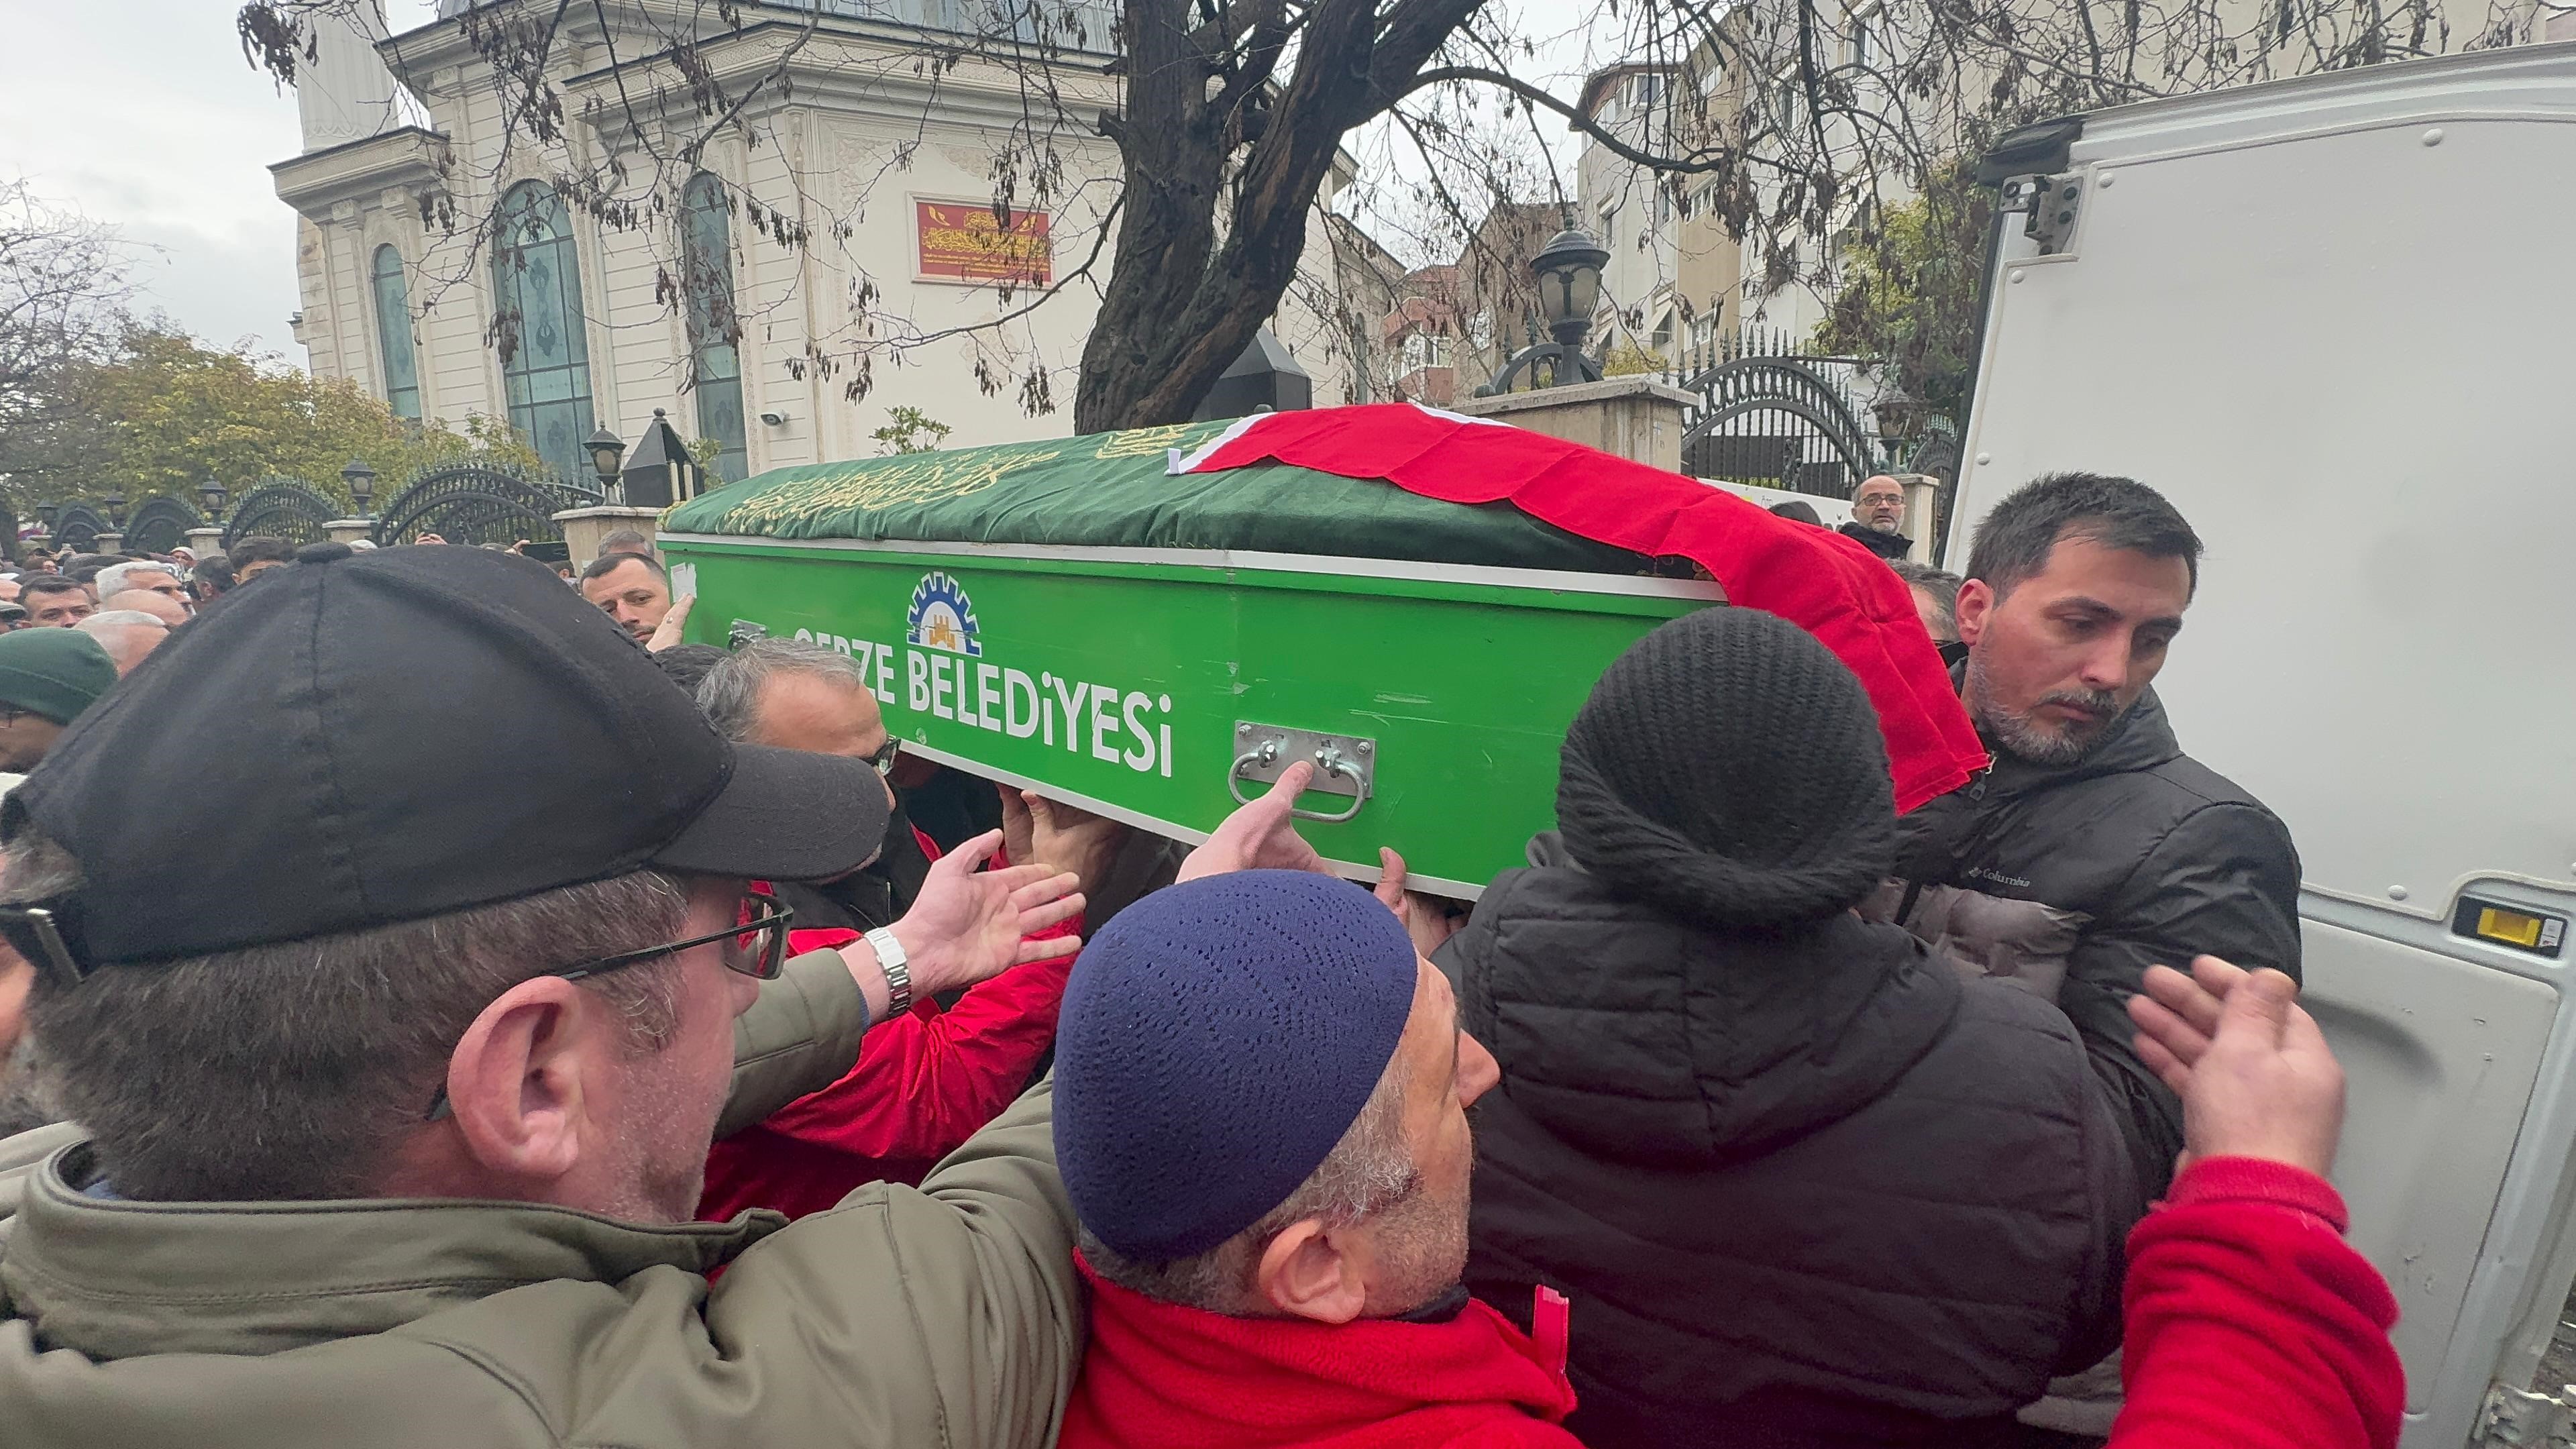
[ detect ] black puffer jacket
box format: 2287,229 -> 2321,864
1893,688 -> 2300,1193
1448,843 -> 2143,1449
1839,520 -> 1913,559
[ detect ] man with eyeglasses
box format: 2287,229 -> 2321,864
0,545 -> 1112,1449
691,636 -> 1129,1220
698,636 -> 953,936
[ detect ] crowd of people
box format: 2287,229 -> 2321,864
0,470 -> 2400,1449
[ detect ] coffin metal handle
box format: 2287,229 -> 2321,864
1227,722 -> 1375,823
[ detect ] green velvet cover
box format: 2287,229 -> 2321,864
660,420 -> 1649,574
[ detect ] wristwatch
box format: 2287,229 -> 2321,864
863,926 -> 912,1019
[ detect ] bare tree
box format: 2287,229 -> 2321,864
0,182 -> 140,498
237,0 -> 2547,439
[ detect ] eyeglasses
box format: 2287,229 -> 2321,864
555,895 -> 796,985
422,895 -> 794,1121
867,737 -> 902,776
0,902 -> 89,987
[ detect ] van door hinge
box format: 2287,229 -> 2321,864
2481,1381 -> 2576,1446
2000,173 -> 2084,256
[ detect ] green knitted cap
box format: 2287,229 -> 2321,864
0,628 -> 117,725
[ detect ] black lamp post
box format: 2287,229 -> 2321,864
341,459 -> 376,518
619,409 -> 703,509
1533,227 -> 1610,349
585,425 -> 627,491
102,493 -> 127,529
34,504 -> 56,531
1474,225 -> 1610,396
199,478 -> 228,522
1870,385 -> 1921,469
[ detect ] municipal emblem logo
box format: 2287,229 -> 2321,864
906,572 -> 981,656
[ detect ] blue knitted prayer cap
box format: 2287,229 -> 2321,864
1053,869 -> 1421,1263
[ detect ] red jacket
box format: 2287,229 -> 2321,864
2109,1157 -> 2404,1449
1059,1254 -> 1582,1448
696,835 -> 1078,1222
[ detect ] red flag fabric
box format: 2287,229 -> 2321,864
1173,404 -> 1986,812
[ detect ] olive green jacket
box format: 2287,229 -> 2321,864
0,949 -> 1082,1449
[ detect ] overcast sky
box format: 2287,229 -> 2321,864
0,1 -> 441,362
3,0 -> 1597,368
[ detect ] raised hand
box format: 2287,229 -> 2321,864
1178,760 -> 1327,881
1028,794 -> 1126,899
647,594 -> 696,653
1373,847 -> 1460,956
883,830 -> 1083,998
2133,956 -> 2345,1178
2128,955 -> 2252,1087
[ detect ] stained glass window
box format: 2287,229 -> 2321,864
681,174 -> 749,483
372,245 -> 422,420
490,182 -> 596,484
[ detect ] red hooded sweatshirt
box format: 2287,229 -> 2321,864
2108,1157 -> 2404,1449
1059,1255 -> 1582,1449
696,835 -> 1079,1222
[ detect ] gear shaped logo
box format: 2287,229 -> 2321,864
906,571 -> 981,656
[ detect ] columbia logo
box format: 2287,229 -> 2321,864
1964,866 -> 2034,890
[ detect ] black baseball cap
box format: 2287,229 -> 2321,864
5,545 -> 890,972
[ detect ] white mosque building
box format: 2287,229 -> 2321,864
271,0 -> 1368,485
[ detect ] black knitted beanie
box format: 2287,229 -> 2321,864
1556,606 -> 1896,928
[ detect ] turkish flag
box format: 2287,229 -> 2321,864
1173,404 -> 1986,812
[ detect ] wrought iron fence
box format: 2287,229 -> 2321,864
122,496 -> 206,555
370,459 -> 604,556
223,478 -> 339,547
1660,329 -> 1886,500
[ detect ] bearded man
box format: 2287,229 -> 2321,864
1893,472 -> 2300,1197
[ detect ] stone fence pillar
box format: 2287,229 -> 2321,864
551,506 -> 666,572
1897,474 -> 1942,565
324,519 -> 374,547
183,526 -> 227,561
1447,377 -> 1696,473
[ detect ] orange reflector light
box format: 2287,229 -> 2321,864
2477,907 -> 2545,948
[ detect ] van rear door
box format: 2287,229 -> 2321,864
1947,44 -> 2576,1447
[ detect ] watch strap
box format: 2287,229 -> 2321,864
863,926 -> 912,1019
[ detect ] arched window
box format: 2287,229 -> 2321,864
371,245 -> 422,420
680,174 -> 749,482
489,182 -> 596,484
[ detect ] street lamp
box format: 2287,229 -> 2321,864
341,458 -> 377,518
33,504 -> 56,530
619,409 -> 704,508
1870,384 -> 1921,468
199,478 -> 229,521
1474,225 -> 1609,396
585,425 -> 627,490
102,493 -> 127,528
1532,227 -> 1610,348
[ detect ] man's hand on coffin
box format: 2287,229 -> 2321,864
1177,761 -> 1328,882
1000,788 -> 1127,900
873,830 -> 1085,1001
1373,848 -> 1462,956
646,594 -> 696,653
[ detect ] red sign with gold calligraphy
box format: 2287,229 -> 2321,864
915,200 -> 1053,285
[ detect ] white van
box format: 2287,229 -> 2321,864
1945,40 -> 2576,1446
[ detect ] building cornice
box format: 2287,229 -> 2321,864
561,19 -> 1118,139
382,5 -> 1118,118
271,126 -> 452,217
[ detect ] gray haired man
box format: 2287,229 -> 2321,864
91,561 -> 190,616
0,545 -> 1102,1448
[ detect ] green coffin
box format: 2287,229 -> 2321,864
661,421 -> 1723,897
